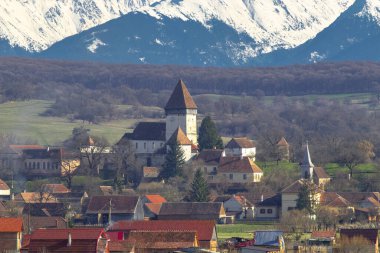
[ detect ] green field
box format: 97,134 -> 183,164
216,222 -> 278,240
0,100 -> 148,145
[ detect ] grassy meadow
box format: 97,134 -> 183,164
0,100 -> 143,145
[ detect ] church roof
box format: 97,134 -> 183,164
167,127 -> 192,145
165,80 -> 197,110
314,167 -> 330,179
301,142 -> 314,167
120,122 -> 166,141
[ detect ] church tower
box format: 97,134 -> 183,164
165,80 -> 198,144
301,142 -> 314,180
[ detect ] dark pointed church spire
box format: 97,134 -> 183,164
165,79 -> 197,111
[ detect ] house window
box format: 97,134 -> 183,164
213,167 -> 217,173
136,143 -> 138,149
152,142 -> 155,149
267,209 -> 273,214
243,174 -> 247,180
260,209 -> 266,214
144,142 -> 146,149
229,174 -> 233,180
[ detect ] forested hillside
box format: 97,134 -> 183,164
1,58 -> 380,100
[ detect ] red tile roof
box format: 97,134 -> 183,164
30,228 -> 106,240
109,220 -> 215,241
9,145 -> 45,153
109,240 -> 135,252
145,194 -> 167,204
126,230 -> 198,249
0,217 -> 23,232
311,230 -> 336,239
165,80 -> 197,110
218,156 -> 263,173
0,178 -> 10,190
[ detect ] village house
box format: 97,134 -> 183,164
25,228 -> 109,253
108,220 -> 218,251
0,217 -> 23,253
281,179 -> 321,215
0,178 -> 10,200
224,137 -> 256,160
85,195 -> 144,225
276,137 -> 290,161
157,202 -> 226,223
254,194 -> 282,221
213,195 -> 254,221
126,230 -> 199,252
217,156 -> 263,183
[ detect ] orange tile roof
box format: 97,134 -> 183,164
18,192 -> 58,203
145,194 -> 167,204
143,167 -> 160,178
0,217 -> 23,232
167,127 -> 192,145
145,203 -> 163,215
0,178 -> 10,190
165,80 -> 197,110
218,157 -> 263,173
42,184 -> 70,193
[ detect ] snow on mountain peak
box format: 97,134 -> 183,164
0,0 -> 369,56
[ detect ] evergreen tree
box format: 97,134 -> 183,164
160,141 -> 186,180
296,182 -> 316,214
198,116 -> 223,151
188,169 -> 210,202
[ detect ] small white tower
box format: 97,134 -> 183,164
165,80 -> 198,144
301,141 -> 314,180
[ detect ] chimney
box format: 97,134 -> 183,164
67,232 -> 72,247
261,194 -> 264,202
47,146 -> 50,152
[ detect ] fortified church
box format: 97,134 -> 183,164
119,80 -> 198,167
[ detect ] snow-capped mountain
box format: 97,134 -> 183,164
0,0 -> 158,51
0,0 -> 380,66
